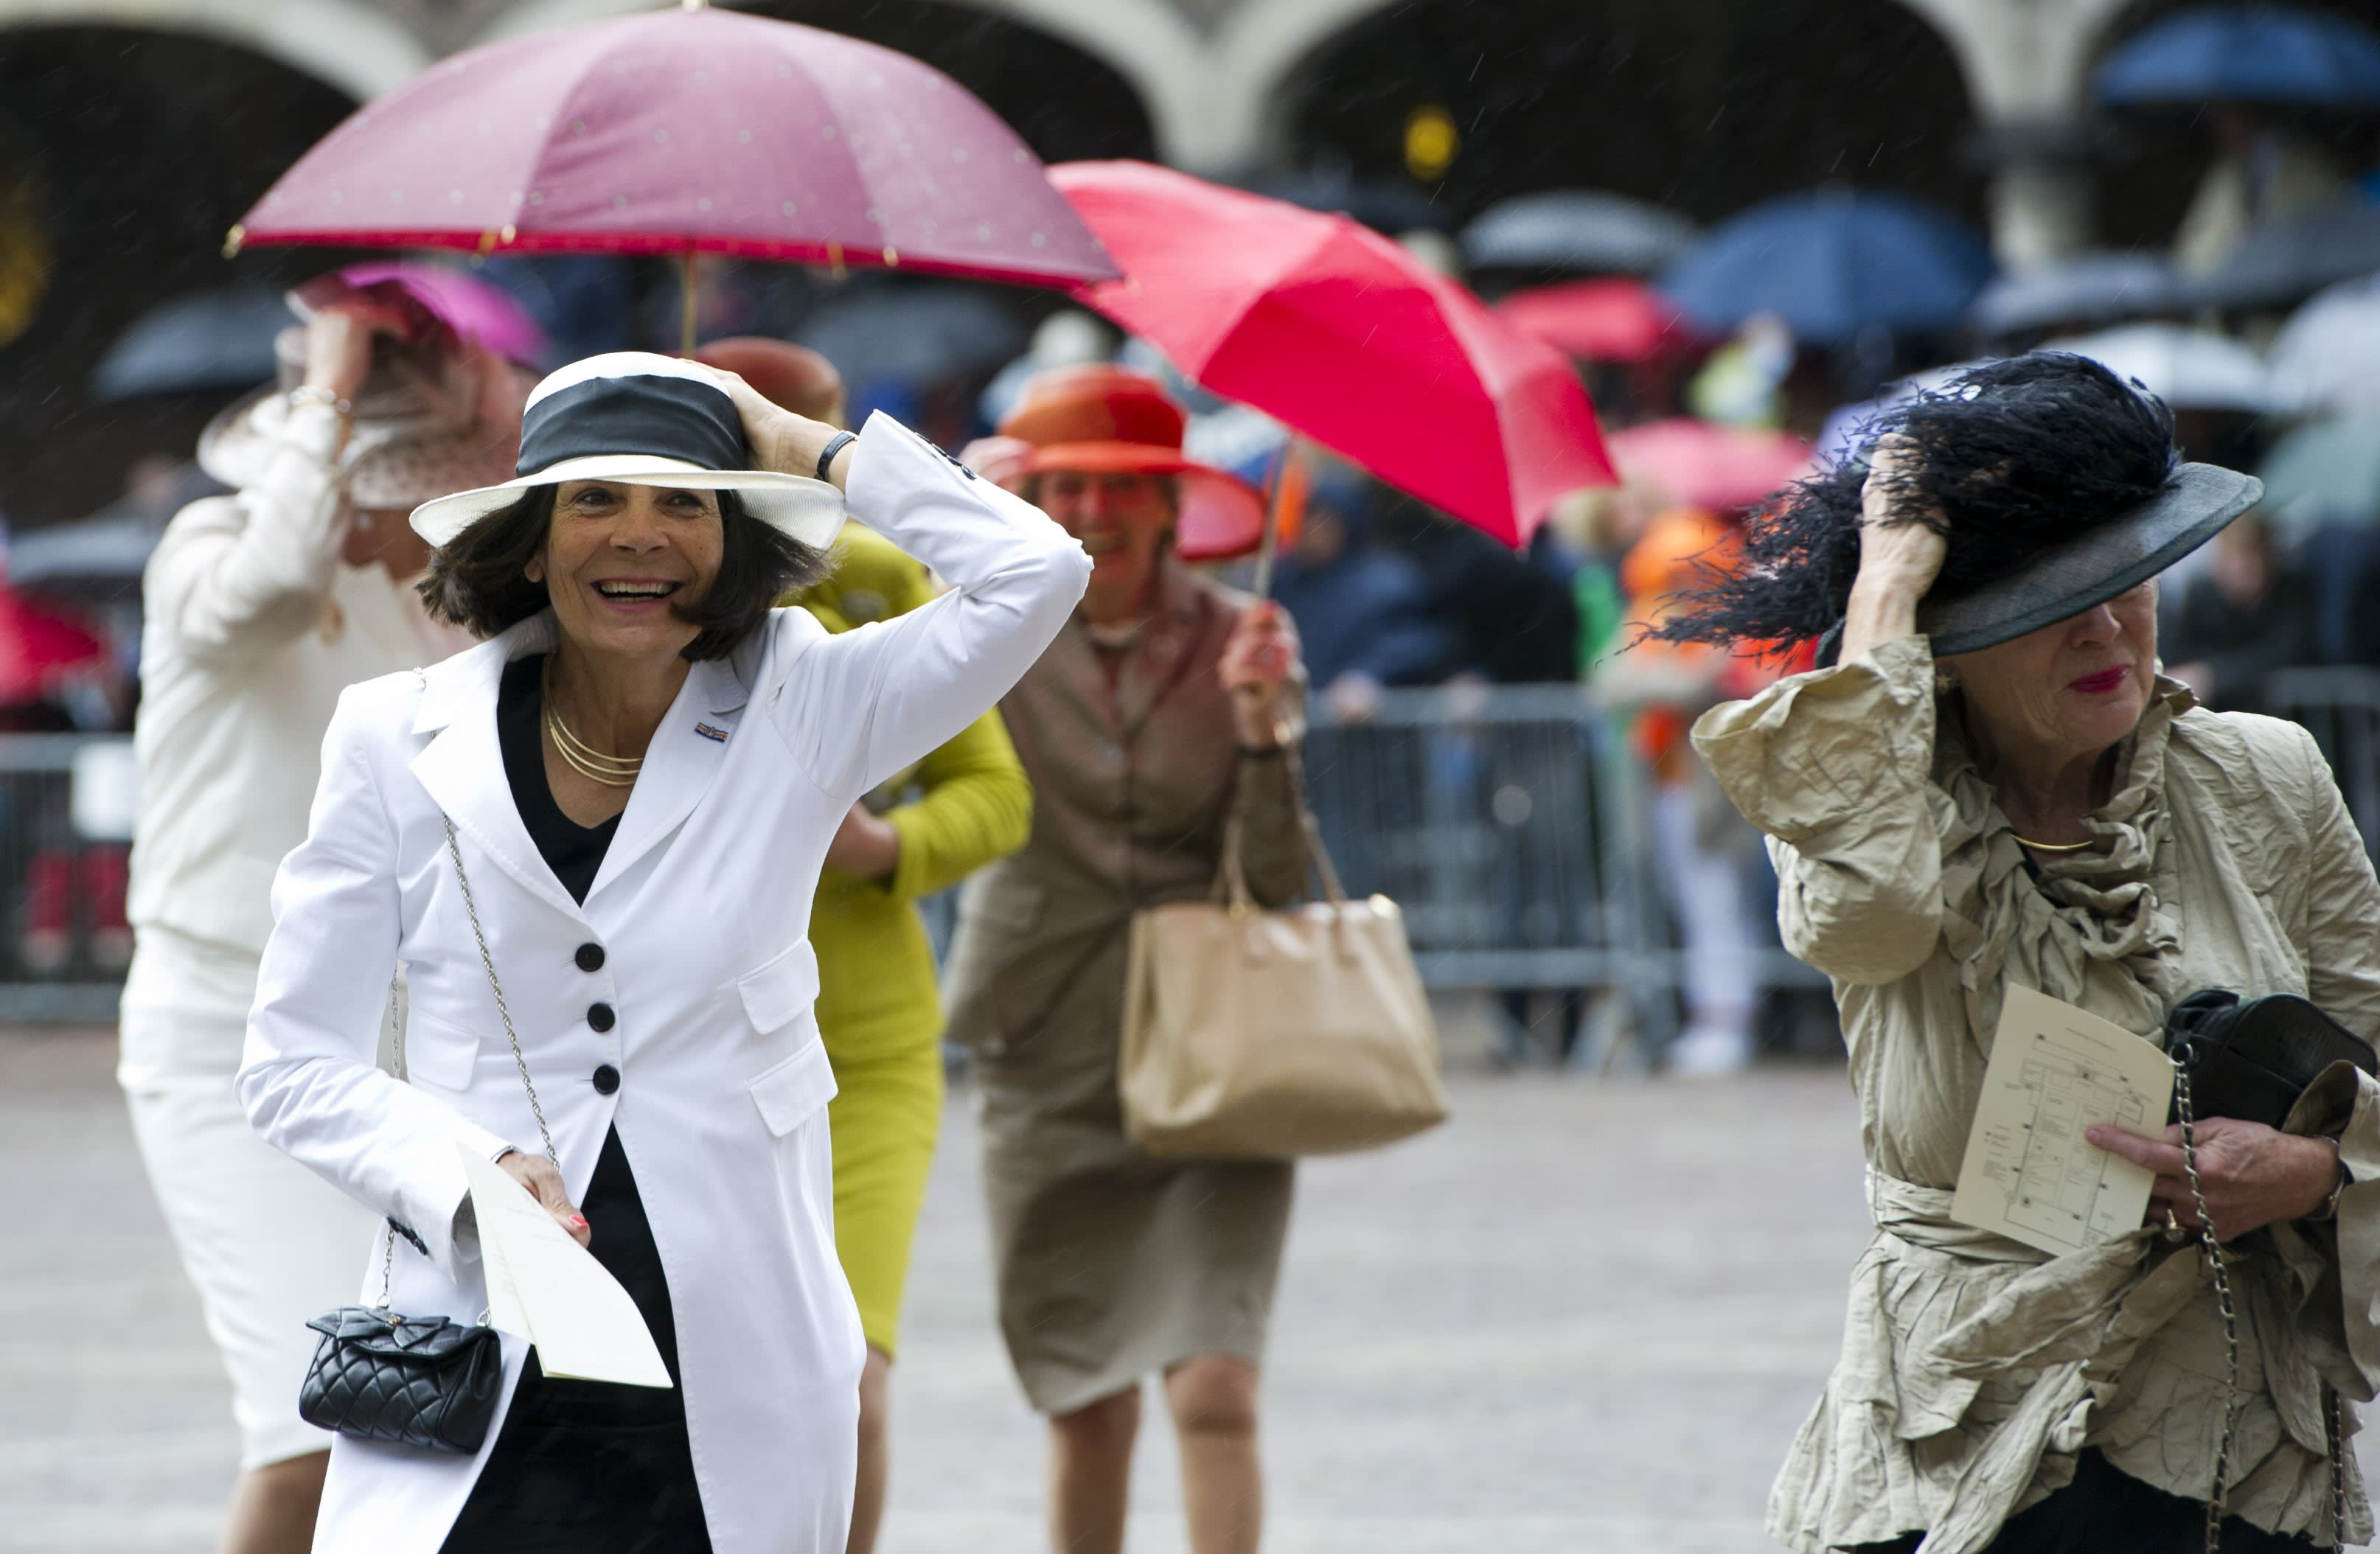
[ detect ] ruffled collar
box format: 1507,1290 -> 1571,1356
1931,677 -> 2195,1040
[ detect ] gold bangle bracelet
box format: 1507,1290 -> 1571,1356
288,384 -> 354,418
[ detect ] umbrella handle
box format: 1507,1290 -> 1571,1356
678,243 -> 699,358
1250,437 -> 1298,601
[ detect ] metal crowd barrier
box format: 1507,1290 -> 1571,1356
2264,668 -> 2380,864
0,697 -> 1829,1034
23,677 -> 2380,1034
1304,684 -> 1824,1056
0,735 -> 136,1022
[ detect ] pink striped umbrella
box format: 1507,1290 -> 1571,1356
232,4 -> 1114,348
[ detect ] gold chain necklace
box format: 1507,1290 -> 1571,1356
542,658 -> 642,789
2008,832 -> 2096,853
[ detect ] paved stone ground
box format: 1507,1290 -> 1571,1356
5,1016 -> 2283,1554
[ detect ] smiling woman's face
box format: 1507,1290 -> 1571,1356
1034,469 -> 1175,621
1939,580 -> 2159,768
529,480 -> 726,661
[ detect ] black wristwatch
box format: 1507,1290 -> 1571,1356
815,431 -> 857,482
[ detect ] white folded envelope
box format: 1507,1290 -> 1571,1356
459,1143 -> 672,1387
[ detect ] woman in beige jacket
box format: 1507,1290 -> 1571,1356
1671,354 -> 2380,1553
943,366 -> 1306,1554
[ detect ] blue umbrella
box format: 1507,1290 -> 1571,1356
2096,7 -> 2380,110
1657,189 -> 1994,345
797,285 -> 1026,387
1969,251 -> 2182,340
91,287 -> 294,401
1460,190 -> 1699,276
2179,196 -> 2380,310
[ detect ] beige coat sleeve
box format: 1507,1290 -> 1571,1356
1691,635 -> 1946,985
146,400 -> 349,667
2292,724 -> 2380,1040
1228,672 -> 1312,909
2272,721 -> 2380,1402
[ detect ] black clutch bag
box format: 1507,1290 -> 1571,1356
300,1303 -> 502,1453
2162,989 -> 2379,1129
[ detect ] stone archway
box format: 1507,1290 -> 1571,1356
482,0 -> 1184,161
1274,0 -> 1981,231
0,0 -> 428,100
0,21 -> 369,523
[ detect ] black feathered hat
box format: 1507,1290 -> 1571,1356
1657,352 -> 2261,658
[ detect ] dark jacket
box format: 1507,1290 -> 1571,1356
2165,562 -> 2320,714
1394,512 -> 1579,685
1273,547 -> 1450,689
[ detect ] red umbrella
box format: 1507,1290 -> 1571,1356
1496,278 -> 1707,364
0,577 -> 107,704
1051,161 -> 1612,548
232,3 -> 1114,348
1607,418 -> 1814,513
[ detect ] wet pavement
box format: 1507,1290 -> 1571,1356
4,1024 -> 1877,1552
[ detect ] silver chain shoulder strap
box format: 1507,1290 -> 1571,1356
369,802 -> 561,1308
376,978 -> 403,1307
2172,1054 -> 2347,1554
441,815 -> 557,1169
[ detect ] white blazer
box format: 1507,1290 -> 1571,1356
239,413 -> 1088,1554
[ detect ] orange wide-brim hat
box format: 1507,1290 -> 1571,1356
997,363 -> 1269,561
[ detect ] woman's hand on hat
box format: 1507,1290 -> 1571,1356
702,366 -> 851,491
1840,433 -> 1949,663
1854,433 -> 1949,599
1222,601 -> 1302,749
301,297 -> 419,407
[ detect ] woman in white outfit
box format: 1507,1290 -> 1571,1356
238,352 -> 1088,1554
120,292 -> 523,1554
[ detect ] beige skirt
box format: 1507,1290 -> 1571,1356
970,939 -> 1292,1415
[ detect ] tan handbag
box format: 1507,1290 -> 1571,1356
1119,743 -> 1449,1159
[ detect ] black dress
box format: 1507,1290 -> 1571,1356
1852,1446 -> 2317,1553
439,654 -> 713,1554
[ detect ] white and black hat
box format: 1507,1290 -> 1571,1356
408,352 -> 846,548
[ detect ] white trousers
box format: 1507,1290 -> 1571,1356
124,1059 -> 379,1469
1647,784 -> 1758,1033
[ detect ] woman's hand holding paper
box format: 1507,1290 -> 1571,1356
498,1148 -> 591,1249
2086,1118 -> 2341,1241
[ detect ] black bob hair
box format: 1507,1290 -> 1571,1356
1653,352 -> 2179,648
417,484 -> 831,661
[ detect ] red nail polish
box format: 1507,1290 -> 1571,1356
568,1215 -> 588,1229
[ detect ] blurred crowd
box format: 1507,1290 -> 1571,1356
1,15 -> 2379,1070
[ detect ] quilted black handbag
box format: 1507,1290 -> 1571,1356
300,1305 -> 502,1452
298,815 -> 557,1455
2161,989 -> 2379,1129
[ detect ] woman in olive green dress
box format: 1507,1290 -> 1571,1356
709,337 -> 1032,1554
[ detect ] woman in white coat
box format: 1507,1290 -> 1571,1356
238,352 -> 1089,1554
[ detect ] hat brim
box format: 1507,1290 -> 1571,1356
1015,442 -> 1271,561
1916,462 -> 2263,656
1022,440 -> 1208,478
198,383 -> 524,509
408,455 -> 847,549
